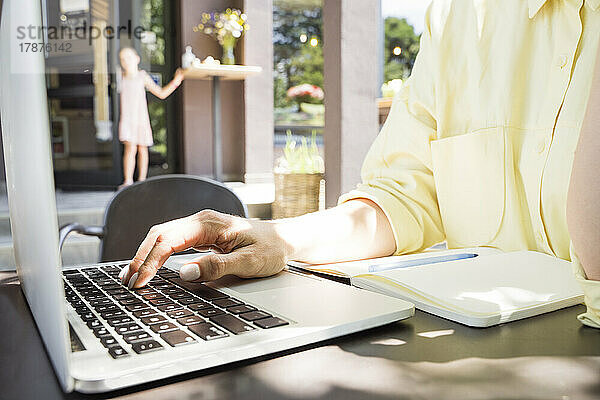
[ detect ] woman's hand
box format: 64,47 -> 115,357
173,68 -> 184,85
119,210 -> 292,289
119,199 -> 396,289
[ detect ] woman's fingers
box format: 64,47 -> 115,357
129,212 -> 225,288
121,226 -> 161,284
130,234 -> 179,288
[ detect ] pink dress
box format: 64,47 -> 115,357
119,70 -> 154,146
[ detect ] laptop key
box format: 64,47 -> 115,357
158,269 -> 179,279
160,330 -> 196,347
74,305 -> 91,315
254,317 -> 289,329
187,301 -> 212,311
133,308 -> 159,318
239,310 -> 272,321
178,297 -> 202,306
227,304 -> 257,314
131,340 -> 163,354
176,315 -> 203,326
150,283 -> 172,290
140,315 -> 167,325
100,336 -> 119,348
122,331 -> 152,344
167,309 -> 193,319
142,292 -> 164,300
94,304 -> 120,313
188,322 -> 229,341
93,326 -> 112,338
161,288 -> 185,295
70,299 -> 86,308
169,278 -> 229,301
90,298 -> 114,307
209,314 -> 256,334
118,298 -> 143,306
105,287 -> 129,295
63,269 -> 81,275
149,322 -> 178,333
114,323 -> 143,335
108,346 -> 129,359
80,311 -> 97,322
149,298 -> 173,306
212,298 -> 243,308
113,293 -> 136,301
106,316 -> 134,326
197,308 -> 225,318
85,294 -> 107,301
157,303 -> 182,312
100,310 -> 126,319
125,303 -> 150,312
167,292 -> 188,299
86,319 -> 103,329
134,288 -> 156,295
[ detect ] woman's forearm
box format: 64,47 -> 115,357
567,47 -> 600,281
273,199 -> 396,264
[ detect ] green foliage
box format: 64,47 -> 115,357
273,0 -> 323,109
140,0 -> 166,66
148,101 -> 167,157
272,5 -> 421,109
384,17 -> 420,81
288,44 -> 323,89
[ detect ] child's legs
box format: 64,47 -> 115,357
122,142 -> 137,183
137,145 -> 149,181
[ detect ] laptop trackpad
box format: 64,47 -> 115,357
210,271 -> 317,294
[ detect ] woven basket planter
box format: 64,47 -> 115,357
272,172 -> 324,219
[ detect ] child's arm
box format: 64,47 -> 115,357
567,44 -> 600,281
143,69 -> 184,100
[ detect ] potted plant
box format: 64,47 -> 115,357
272,130 -> 324,219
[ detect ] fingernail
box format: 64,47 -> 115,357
180,264 -> 201,281
127,272 -> 139,290
118,265 -> 128,279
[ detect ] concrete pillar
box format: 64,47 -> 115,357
243,0 -> 274,184
179,0 -> 245,181
323,0 -> 380,206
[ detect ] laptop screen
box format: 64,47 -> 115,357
0,0 -> 73,392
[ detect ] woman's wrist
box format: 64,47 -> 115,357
270,217 -> 307,262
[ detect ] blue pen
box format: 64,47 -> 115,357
368,253 -> 478,273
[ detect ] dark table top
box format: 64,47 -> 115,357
1,270 -> 600,400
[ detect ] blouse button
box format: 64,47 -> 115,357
536,136 -> 546,154
556,54 -> 568,69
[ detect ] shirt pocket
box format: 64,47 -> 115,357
431,127 -> 505,247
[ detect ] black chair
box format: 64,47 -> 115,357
58,175 -> 248,262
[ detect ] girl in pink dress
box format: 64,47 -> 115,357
118,47 -> 184,188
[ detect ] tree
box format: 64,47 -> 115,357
273,0 -> 323,108
384,17 -> 420,81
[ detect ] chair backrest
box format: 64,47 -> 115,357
100,175 -> 247,262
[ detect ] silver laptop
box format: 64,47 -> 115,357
0,0 -> 414,393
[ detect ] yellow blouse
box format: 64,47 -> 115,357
340,0 -> 600,327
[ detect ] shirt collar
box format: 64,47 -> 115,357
529,0 -> 600,18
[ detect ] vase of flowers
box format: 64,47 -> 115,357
193,9 -> 249,65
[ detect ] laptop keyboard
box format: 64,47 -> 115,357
62,264 -> 289,359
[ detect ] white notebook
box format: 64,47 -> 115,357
290,250 -> 583,327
